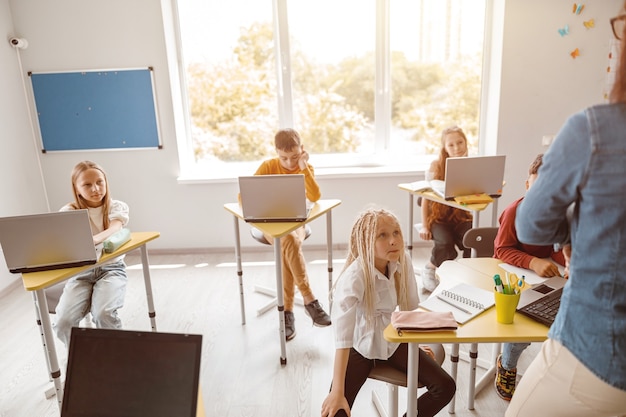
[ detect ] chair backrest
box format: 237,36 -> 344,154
250,224 -> 312,245
462,227 -> 499,257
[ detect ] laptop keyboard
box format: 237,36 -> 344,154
517,288 -> 563,327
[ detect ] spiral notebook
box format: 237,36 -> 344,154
420,283 -> 495,324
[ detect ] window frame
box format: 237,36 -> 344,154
171,0 -> 498,182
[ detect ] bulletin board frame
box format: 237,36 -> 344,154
28,67 -> 162,152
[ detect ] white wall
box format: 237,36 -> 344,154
0,0 -> 621,264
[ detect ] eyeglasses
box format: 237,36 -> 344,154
611,14 -> 626,40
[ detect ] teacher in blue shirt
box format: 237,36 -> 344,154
505,5 -> 626,417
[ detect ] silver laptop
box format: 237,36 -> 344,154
62,327 -> 202,417
517,276 -> 567,310
0,210 -> 97,273
431,155 -> 506,200
238,174 -> 311,222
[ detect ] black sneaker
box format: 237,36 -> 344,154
304,299 -> 331,327
284,310 -> 296,341
494,354 -> 517,401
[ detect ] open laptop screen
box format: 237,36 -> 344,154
62,328 -> 202,417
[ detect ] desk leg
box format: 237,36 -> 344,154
233,216 -> 245,325
325,210 -> 333,310
407,343 -> 420,417
273,238 -> 287,365
474,343 -> 501,395
34,289 -> 64,410
407,194 -> 414,254
140,245 -> 157,331
448,343 -> 459,414
467,343 -> 479,410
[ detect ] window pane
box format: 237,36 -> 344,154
178,0 -> 277,165
287,0 -> 375,158
390,0 -> 485,159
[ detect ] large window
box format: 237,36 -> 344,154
176,0 -> 487,176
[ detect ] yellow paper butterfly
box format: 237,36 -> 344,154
583,19 -> 595,29
570,48 -> 580,59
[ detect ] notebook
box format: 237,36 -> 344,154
420,283 -> 495,324
61,327 -> 203,417
238,174 -> 311,222
0,210 -> 98,274
516,277 -> 567,326
431,155 -> 506,200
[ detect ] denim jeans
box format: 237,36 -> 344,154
53,259 -> 127,347
501,342 -> 531,370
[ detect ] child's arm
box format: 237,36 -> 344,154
92,219 -> 124,245
93,200 -> 130,245
321,348 -> 351,417
495,200 -> 561,277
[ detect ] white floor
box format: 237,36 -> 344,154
0,247 -> 540,417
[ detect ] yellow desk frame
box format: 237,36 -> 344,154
384,258 -> 548,417
224,199 -> 341,365
21,231 -> 160,412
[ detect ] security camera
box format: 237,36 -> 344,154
9,37 -> 28,49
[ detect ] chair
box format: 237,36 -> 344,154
250,225 -> 312,316
462,227 -> 499,257
369,343 -> 445,417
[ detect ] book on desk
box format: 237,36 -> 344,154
419,283 -> 495,324
404,180 -> 494,205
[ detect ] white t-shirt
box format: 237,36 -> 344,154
332,255 -> 419,360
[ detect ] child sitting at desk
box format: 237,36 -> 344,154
252,128 -> 331,340
321,208 -> 455,417
493,153 -> 565,401
53,160 -> 130,349
419,126 -> 473,292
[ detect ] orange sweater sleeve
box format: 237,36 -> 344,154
254,158 -> 321,202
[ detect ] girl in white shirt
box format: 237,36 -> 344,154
321,208 -> 455,417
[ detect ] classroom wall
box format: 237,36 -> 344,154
0,0 -> 621,294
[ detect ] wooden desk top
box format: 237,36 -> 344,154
223,199 -> 342,239
397,183 -> 491,212
21,231 -> 160,291
384,258 -> 549,344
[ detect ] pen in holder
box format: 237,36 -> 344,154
494,290 -> 520,324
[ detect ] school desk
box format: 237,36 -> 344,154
20,231 -> 160,412
224,199 -> 341,365
397,183 -> 499,254
383,258 -> 549,417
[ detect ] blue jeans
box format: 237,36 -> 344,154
53,259 -> 127,347
501,342 -> 531,370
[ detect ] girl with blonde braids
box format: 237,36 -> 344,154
321,208 -> 455,417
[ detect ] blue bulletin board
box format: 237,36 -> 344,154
29,68 -> 161,152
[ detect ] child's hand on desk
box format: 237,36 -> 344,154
529,257 -> 561,278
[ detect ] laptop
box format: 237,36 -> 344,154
430,155 -> 506,200
516,276 -> 567,326
0,210 -> 98,274
238,174 -> 311,222
61,327 -> 203,417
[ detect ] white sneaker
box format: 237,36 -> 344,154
421,267 -> 439,292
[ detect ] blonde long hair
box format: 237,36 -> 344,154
335,208 -> 412,328
68,161 -> 112,229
